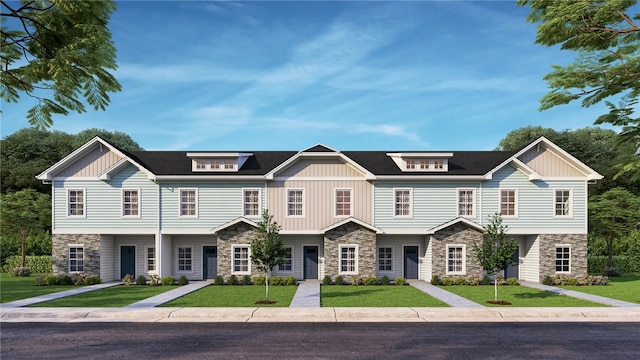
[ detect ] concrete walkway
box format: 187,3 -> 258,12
520,281 -> 640,307
125,281 -> 211,308
289,280 -> 320,307
1,281 -> 122,308
408,280 -> 484,307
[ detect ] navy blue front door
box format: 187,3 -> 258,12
120,246 -> 135,279
404,246 -> 419,279
505,246 -> 519,279
303,246 -> 318,279
203,246 -> 217,280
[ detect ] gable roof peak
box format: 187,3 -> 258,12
301,143 -> 338,153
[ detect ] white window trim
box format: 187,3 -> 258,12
68,244 -> 85,273
192,158 -> 238,172
231,244 -> 251,275
286,188 -> 305,218
242,188 -> 262,218
66,188 -> 86,218
278,246 -> 294,273
145,245 -> 156,274
499,188 -> 518,218
457,188 -> 476,218
553,189 -> 573,218
178,188 -> 198,218
377,246 -> 394,273
334,188 -> 353,218
393,188 -> 413,218
176,245 -> 194,273
339,244 -> 359,275
121,188 -> 141,218
446,244 -> 466,275
555,244 -> 571,274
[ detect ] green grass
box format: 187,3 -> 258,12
320,285 -> 449,307
30,285 -> 178,307
440,285 -> 607,307
0,273 -> 78,304
559,273 -> 640,304
161,285 -> 298,307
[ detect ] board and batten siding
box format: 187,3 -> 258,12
272,235 -> 323,279
114,235 -> 154,279
267,179 -> 373,231
100,235 -> 115,281
57,146 -> 122,178
53,165 -> 158,232
376,235 -> 424,280
170,235 -> 213,280
276,158 -> 364,178
373,181 -> 481,231
482,166 -> 587,233
520,235 -> 540,283
160,182 -> 266,232
518,146 -> 585,177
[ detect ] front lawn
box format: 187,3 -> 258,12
30,285 -> 178,307
440,285 -> 607,307
161,285 -> 297,307
559,273 -> 640,304
321,285 -> 448,307
0,273 -> 78,304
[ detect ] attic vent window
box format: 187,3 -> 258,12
404,159 -> 448,172
192,159 -> 237,172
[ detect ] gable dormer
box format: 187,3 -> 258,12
386,152 -> 454,172
186,152 -> 253,172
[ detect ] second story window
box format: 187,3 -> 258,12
555,189 -> 572,217
180,189 -> 198,217
458,189 -> 475,217
335,189 -> 351,217
394,189 -> 412,217
500,189 -> 517,217
68,189 -> 85,217
287,189 -> 304,217
243,189 -> 260,217
122,189 -> 140,217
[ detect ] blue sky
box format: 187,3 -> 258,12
1,0 -> 620,151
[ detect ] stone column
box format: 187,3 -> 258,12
323,222 -> 376,281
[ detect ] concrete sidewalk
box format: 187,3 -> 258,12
126,281 -> 211,308
520,281 -> 640,307
289,280 -> 320,307
1,281 -> 122,308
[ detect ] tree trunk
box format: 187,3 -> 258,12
265,271 -> 270,302
20,232 -> 27,268
607,235 -> 614,268
494,277 -> 498,302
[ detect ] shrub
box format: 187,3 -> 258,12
161,276 -> 175,286
322,275 -> 332,285
481,274 -> 492,285
394,277 -> 407,286
553,274 -> 569,286
85,276 -> 101,285
2,255 -> 51,273
454,277 -> 468,286
282,275 -> 297,286
214,275 -> 225,285
430,275 -> 441,285
335,275 -> 344,285
566,277 -> 579,286
588,255 -> 639,274
72,273 -> 85,285
542,275 -> 554,285
363,276 -> 378,286
149,274 -> 161,286
506,277 -> 520,286
228,275 -> 238,285
467,275 -> 482,286
602,267 -> 621,277
242,275 -> 252,285
59,275 -> 74,285
45,275 -> 60,286
269,276 -> 282,286
350,275 -> 361,286
253,275 -> 265,286
136,275 -> 148,286
178,275 -> 189,286
380,275 -> 390,285
440,277 -> 455,286
10,267 -> 31,277
34,273 -> 48,286
122,274 -> 134,286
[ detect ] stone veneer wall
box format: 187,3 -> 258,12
430,224 -> 484,279
216,222 -> 260,279
52,234 -> 101,277
323,223 -> 376,280
538,234 -> 588,281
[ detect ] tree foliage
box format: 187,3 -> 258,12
250,210 -> 287,302
1,0 -> 121,129
518,0 -> 640,180
472,213 -> 518,302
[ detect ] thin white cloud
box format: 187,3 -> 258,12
352,123 -> 420,143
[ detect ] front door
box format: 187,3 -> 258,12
404,246 -> 419,279
303,246 -> 318,279
505,246 -> 520,279
120,246 -> 135,279
203,246 -> 217,280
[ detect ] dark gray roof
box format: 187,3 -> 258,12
126,148 -> 516,177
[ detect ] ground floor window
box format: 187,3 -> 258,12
340,245 -> 358,274
555,245 -> 571,273
68,245 -> 84,273
146,246 -> 156,272
377,247 -> 393,272
446,245 -> 465,274
278,247 -> 293,272
233,245 -> 250,274
177,246 -> 193,272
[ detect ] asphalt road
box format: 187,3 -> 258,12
2,322 -> 639,359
